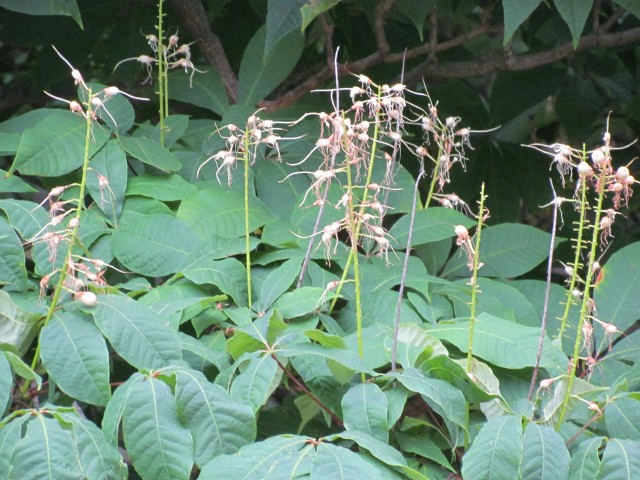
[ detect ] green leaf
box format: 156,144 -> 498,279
599,439 -> 640,480
393,368 -> 467,428
265,0 -> 305,58
0,217 -> 28,290
0,415 -> 29,478
127,173 -> 198,202
389,207 -> 476,247
168,69 -> 229,115
256,258 -> 301,312
11,415 -> 83,480
301,0 -> 341,31
183,257 -> 249,307
56,411 -> 128,480
81,83 -> 135,134
2,350 -> 41,388
429,313 -> 567,370
92,294 -> 182,369
40,311 -> 110,406
279,342 -> 376,376
0,290 -> 41,355
86,139 -> 127,222
605,398 -> 640,441
385,323 -> 448,369
152,114 -> 190,146
0,199 -> 49,239
341,383 -> 389,443
102,374 -> 142,447
613,0 -> 640,20
0,352 -> 11,414
394,0 -> 436,41
326,430 -> 409,469
502,0 -> 543,44
595,241 -> 640,333
0,0 -> 83,27
178,186 -> 274,238
569,437 -> 603,480
0,168 -> 35,193
461,415 -> 523,480
175,368 -> 256,467
8,110 -> 108,177
310,442 -> 383,479
238,25 -> 305,106
123,376 -> 194,480
521,422 -> 570,479
118,135 -> 181,172
554,0 -> 593,48
112,213 -> 201,277
443,223 -> 558,278
422,355 -> 498,404
273,286 -> 335,318
230,354 -> 282,413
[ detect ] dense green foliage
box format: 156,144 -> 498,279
1,1 -> 640,479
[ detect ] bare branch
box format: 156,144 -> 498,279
170,0 -> 238,103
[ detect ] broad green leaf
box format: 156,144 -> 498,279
151,114 -> 190,147
503,0 -> 543,44
595,241 -> 640,334
273,287 -> 336,318
102,374 -> 143,446
0,168 -> 35,193
2,350 -> 41,388
521,422 -> 570,479
93,294 -> 182,369
183,257 -> 248,306
422,355 -> 498,404
461,415 -> 523,480
310,442 -> 383,480
556,78 -> 606,140
394,0 -> 436,41
0,352 -> 11,414
389,207 -> 475,247
112,213 -> 201,276
127,173 -> 198,201
40,311 -> 110,406
341,383 -> 389,443
0,290 -> 41,355
175,368 -> 256,466
0,217 -> 28,290
118,135 -> 181,172
384,323 -> 448,369
0,0 -> 82,27
198,435 -> 314,479
569,437 -> 603,480
0,199 -> 52,239
279,342 -> 376,376
81,83 -> 135,134
429,313 -> 567,370
605,398 -> 640,441
230,354 -> 282,413
168,69 -> 229,115
265,0 -> 305,58
56,411 -> 128,480
393,368 -> 467,428
87,139 -> 127,223
395,431 -> 454,473
613,0 -> 640,20
0,415 -> 29,478
8,110 -> 108,177
123,377 -> 194,480
238,26 -> 305,106
11,415 -> 83,480
178,186 -> 273,238
599,439 -> 640,480
444,223 -> 559,277
301,0 -> 341,31
326,430 -> 409,469
554,0 -> 593,48
256,258 -> 301,312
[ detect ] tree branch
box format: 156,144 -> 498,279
170,0 -> 238,103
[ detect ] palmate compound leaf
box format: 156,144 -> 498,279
174,367 -> 256,467
112,212 -> 201,277
123,376 -> 194,480
92,294 -> 182,370
521,422 -> 570,479
40,311 -> 110,406
197,434 -> 386,480
10,415 -> 83,480
461,415 -> 523,480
